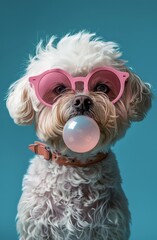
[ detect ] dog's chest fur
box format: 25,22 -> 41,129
17,151 -> 130,239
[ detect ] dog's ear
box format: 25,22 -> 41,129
123,70 -> 152,122
6,76 -> 34,125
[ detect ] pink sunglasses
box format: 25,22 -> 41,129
29,66 -> 129,107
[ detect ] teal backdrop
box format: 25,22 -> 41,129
1,0 -> 157,239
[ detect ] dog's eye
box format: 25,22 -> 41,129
54,85 -> 67,94
94,83 -> 110,94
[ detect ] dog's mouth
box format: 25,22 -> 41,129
69,110 -> 95,121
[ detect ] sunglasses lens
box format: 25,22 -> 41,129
88,70 -> 121,101
38,72 -> 71,105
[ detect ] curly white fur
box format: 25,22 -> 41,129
6,32 -> 152,240
17,152 -> 130,240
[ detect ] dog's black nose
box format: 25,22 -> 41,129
72,95 -> 93,113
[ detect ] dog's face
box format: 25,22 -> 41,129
6,32 -> 152,155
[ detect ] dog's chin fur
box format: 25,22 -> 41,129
6,32 -> 152,240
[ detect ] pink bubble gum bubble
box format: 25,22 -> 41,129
63,116 -> 100,153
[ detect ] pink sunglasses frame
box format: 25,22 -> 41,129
29,66 -> 129,107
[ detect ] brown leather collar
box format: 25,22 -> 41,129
29,141 -> 108,167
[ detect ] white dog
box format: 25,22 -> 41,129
7,32 -> 152,240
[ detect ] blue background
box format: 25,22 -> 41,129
1,0 -> 157,239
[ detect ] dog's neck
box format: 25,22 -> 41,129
29,141 -> 109,167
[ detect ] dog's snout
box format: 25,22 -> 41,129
72,95 -> 93,113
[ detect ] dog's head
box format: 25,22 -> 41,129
6,32 -> 152,155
